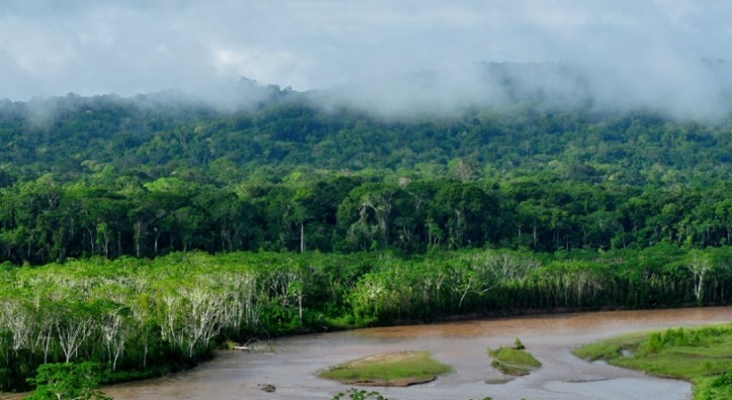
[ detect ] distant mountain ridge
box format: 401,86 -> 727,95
0,61 -> 731,187
0,64 -> 730,262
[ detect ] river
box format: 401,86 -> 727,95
12,307 -> 732,400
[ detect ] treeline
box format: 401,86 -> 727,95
0,88 -> 730,264
3,79 -> 732,393
1,89 -> 732,188
2,247 -> 731,391
0,87 -> 730,265
0,173 -> 731,264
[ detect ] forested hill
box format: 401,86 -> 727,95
0,76 -> 731,264
1,68 -> 731,186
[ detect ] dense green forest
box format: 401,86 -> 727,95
0,87 -> 731,263
2,78 -> 732,392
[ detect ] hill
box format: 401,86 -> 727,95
0,70 -> 730,263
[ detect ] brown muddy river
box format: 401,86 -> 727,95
37,307 -> 732,399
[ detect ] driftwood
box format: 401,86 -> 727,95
233,338 -> 257,352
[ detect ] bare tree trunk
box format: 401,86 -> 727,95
300,222 -> 305,253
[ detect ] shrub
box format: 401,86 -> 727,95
25,362 -> 112,400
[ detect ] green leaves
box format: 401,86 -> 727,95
26,362 -> 112,400
333,388 -> 388,400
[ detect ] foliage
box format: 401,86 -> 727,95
333,388 -> 389,400
1,93 -> 732,264
698,370 -> 732,400
488,342 -> 541,376
2,88 -> 732,393
573,325 -> 732,400
0,247 -> 731,392
25,362 -> 112,400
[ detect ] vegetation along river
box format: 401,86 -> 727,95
93,307 -> 732,400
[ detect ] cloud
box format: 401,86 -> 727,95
0,0 -> 731,118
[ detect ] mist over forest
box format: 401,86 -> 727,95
312,58 -> 732,120
4,2 -> 732,397
3,78 -> 732,393
1,68 -> 731,264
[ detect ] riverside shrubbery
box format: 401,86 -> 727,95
2,247 -> 732,393
574,325 -> 732,400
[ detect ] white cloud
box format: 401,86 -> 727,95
209,46 -> 303,85
0,0 -> 731,119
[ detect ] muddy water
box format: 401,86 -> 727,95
86,307 -> 732,399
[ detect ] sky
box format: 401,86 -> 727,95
2,0 -> 732,116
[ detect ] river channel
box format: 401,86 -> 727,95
29,307 -> 732,400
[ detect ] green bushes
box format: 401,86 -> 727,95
319,351 -> 451,386
25,362 -> 112,400
573,325 -> 732,400
2,247 -> 732,392
488,339 -> 541,376
698,370 -> 732,400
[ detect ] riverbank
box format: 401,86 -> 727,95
4,307 -> 732,400
90,307 -> 732,400
4,247 -> 732,393
573,323 -> 732,400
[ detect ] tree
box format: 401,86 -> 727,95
55,300 -> 96,364
157,277 -> 225,358
338,183 -> 398,251
687,250 -> 712,305
448,157 -> 479,181
95,299 -> 132,371
429,183 -> 497,249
